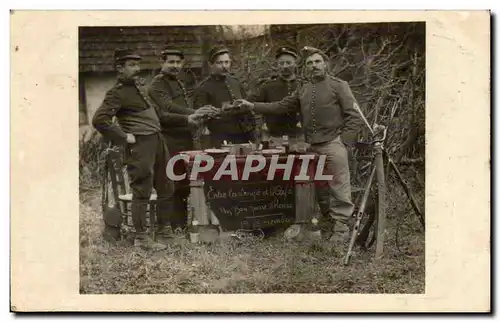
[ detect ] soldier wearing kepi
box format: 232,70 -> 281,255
92,49 -> 178,250
234,46 -> 364,241
193,45 -> 257,148
147,45 -> 216,236
247,46 -> 303,148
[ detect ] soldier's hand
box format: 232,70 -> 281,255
196,105 -> 213,113
187,113 -> 202,127
126,133 -> 136,144
196,105 -> 220,119
234,99 -> 254,111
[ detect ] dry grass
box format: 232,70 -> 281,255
80,181 -> 425,294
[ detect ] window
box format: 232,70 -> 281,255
79,79 -> 88,125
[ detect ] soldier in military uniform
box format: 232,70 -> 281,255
147,45 -> 216,235
193,46 -> 257,148
234,46 -> 364,241
92,49 -> 202,250
247,46 -> 303,148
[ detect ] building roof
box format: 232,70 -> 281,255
269,24 -> 320,35
79,26 -> 204,73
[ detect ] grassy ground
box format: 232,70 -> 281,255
80,182 -> 425,294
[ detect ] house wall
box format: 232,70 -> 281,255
84,73 -> 117,123
79,72 -> 117,141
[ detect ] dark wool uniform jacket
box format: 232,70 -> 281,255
247,76 -> 301,137
192,74 -> 256,137
92,79 -> 165,144
147,72 -> 196,139
253,75 -> 364,145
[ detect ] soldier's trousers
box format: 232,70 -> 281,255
309,136 -> 355,232
125,132 -> 174,233
164,133 -> 194,230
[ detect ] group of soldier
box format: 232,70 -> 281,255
92,42 -> 364,250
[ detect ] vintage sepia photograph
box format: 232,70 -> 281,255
78,22 -> 426,294
10,9 -> 490,312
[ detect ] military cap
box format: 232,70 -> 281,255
300,46 -> 328,60
208,45 -> 230,63
160,45 -> 184,59
114,48 -> 142,63
275,46 -> 298,59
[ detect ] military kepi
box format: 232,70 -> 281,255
114,48 -> 142,63
208,45 -> 230,62
275,46 -> 298,59
161,45 -> 184,59
300,46 -> 327,59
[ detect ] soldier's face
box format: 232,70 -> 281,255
305,53 -> 327,77
161,54 -> 184,76
211,53 -> 231,75
117,60 -> 141,80
277,54 -> 296,77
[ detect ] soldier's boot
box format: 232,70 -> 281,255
329,226 -> 350,243
134,232 -> 167,251
153,196 -> 175,239
328,215 -> 355,243
132,202 -> 167,250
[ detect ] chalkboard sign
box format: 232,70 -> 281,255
203,179 -> 296,231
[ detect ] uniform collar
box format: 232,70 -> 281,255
310,74 -> 326,84
117,76 -> 136,86
210,73 -> 229,81
161,72 -> 179,81
279,74 -> 297,82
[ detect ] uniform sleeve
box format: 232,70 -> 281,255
169,104 -> 195,115
91,88 -> 128,144
252,88 -> 300,115
161,112 -> 190,127
336,81 -> 364,145
146,80 -> 190,127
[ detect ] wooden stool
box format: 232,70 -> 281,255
103,147 -> 164,240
